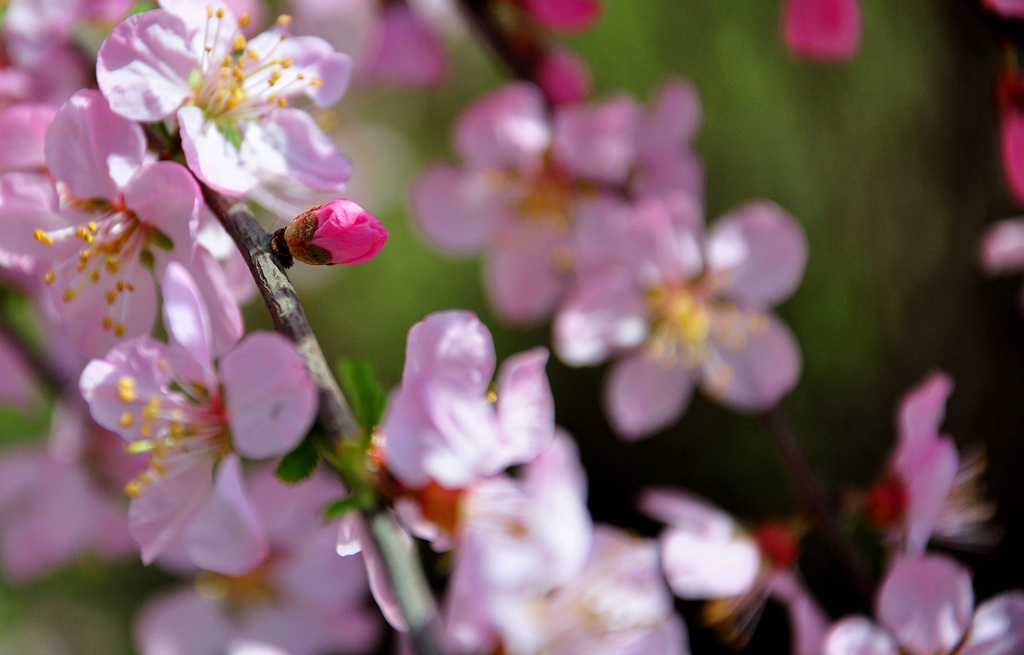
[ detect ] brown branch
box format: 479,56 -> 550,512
458,0 -> 543,86
759,408 -> 874,607
202,188 -> 444,654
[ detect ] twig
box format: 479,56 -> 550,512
202,188 -> 444,654
759,408 -> 874,607
458,0 -> 543,86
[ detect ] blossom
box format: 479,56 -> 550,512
518,0 -> 600,32
0,90 -> 203,356
555,194 -> 806,438
359,2 -> 448,87
0,335 -> 39,409
986,0 -> 1024,18
823,555 -> 1024,655
282,198 -> 388,265
0,103 -> 55,174
862,372 -> 997,557
97,1 -> 352,196
980,218 -> 1024,308
135,468 -> 382,655
536,47 -> 592,105
79,262 -> 317,570
412,80 -> 703,323
781,0 -> 862,61
382,309 -> 555,490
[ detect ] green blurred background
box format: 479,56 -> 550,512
3,0 -> 1024,652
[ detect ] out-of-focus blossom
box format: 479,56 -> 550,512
536,47 -> 592,105
862,372 -> 997,557
283,198 -> 388,265
97,1 -> 352,197
1000,74 -> 1024,207
136,468 -> 382,655
0,335 -> 39,409
980,217 -> 1024,308
360,2 -> 447,86
987,0 -> 1024,18
0,103 -> 56,173
382,309 -> 555,491
823,555 -> 1024,655
79,263 -> 317,571
640,488 -> 825,653
412,80 -> 703,324
555,194 -> 805,438
781,0 -> 862,61
0,90 -> 203,356
444,434 -> 593,655
517,0 -> 601,32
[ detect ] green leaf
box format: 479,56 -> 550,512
337,359 -> 387,439
322,489 -> 376,520
275,432 -> 321,484
151,230 -> 174,251
218,122 -> 243,149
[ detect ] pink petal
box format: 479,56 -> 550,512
553,268 -> 648,366
988,0 -> 1024,18
980,219 -> 1024,274
130,454 -> 215,564
79,337 -> 174,437
495,348 -> 555,467
604,352 -> 694,440
552,96 -> 640,186
402,309 -> 495,393
706,202 -> 808,309
362,4 -> 447,87
782,0 -> 862,61
178,106 -> 258,196
256,32 -> 352,107
632,147 -> 705,200
241,109 -> 351,193
707,313 -> 802,411
961,591 -> 1024,655
1002,110 -> 1024,207
183,455 -> 269,575
44,89 -> 146,199
0,335 -> 39,409
124,160 -> 201,259
877,555 -> 974,654
189,245 -> 245,358
901,437 -> 959,558
161,261 -> 216,385
454,82 -> 551,171
639,78 -> 703,152
96,9 -> 195,121
220,332 -> 318,459
484,225 -> 569,325
770,571 -> 830,655
536,47 -> 591,105
523,0 -> 600,31
135,589 -> 232,655
822,617 -> 899,655
659,524 -> 760,599
638,488 -> 741,539
894,371 -> 954,466
410,166 -> 506,254
0,103 -> 56,172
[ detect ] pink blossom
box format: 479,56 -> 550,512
136,468 -> 382,655
97,2 -> 352,196
521,0 -> 600,32
823,555 -> 1024,655
536,47 -> 592,105
0,103 -> 56,173
79,263 -> 317,570
987,0 -> 1024,18
863,372 -> 996,557
0,335 -> 39,409
383,309 -> 555,490
555,195 -> 806,438
980,218 -> 1024,308
782,0 -> 862,61
0,90 -> 203,356
283,198 -> 388,265
360,3 -> 447,87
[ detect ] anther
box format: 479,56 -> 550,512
216,8 -> 225,18
62,288 -> 75,302
44,270 -> 55,284
114,323 -> 127,337
102,317 -> 113,330
119,412 -> 135,428
106,291 -> 117,305
280,57 -> 292,68
33,229 -> 53,245
276,14 -> 292,25
233,34 -> 246,51
118,376 -> 137,403
238,12 -> 250,26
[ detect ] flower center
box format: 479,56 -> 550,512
195,556 -> 278,611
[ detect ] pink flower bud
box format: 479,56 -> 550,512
283,199 -> 388,266
537,47 -> 592,105
522,0 -> 600,32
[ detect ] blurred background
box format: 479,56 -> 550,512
3,0 -> 1023,653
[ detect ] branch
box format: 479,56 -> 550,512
202,188 -> 444,654
458,0 -> 543,86
759,408 -> 874,607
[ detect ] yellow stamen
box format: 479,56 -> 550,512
87,221 -> 98,232
106,291 -> 117,305
119,412 -> 135,428
277,97 -> 286,107
102,317 -> 113,330
124,480 -> 142,498
233,34 -> 246,51
206,5 -> 213,19
114,323 -> 126,337
280,56 -> 292,68
62,288 -> 75,302
276,14 -> 292,25
139,423 -> 153,438
142,397 -> 161,421
44,270 -> 55,284
117,376 -> 137,403
90,271 -> 100,283
238,12 -> 250,26
33,229 -> 53,245
106,259 -> 120,273
310,78 -> 323,87
216,8 -> 224,18
247,49 -> 259,59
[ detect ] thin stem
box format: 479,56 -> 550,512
202,188 -> 444,654
458,0 -> 542,86
759,408 -> 874,607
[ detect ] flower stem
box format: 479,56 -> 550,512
202,188 -> 445,655
457,0 -> 543,87
759,408 -> 874,607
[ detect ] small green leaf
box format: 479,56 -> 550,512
323,496 -> 360,521
218,122 -> 243,149
337,359 -> 387,439
276,433 -> 321,484
151,230 -> 174,251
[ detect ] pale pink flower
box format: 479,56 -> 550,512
0,103 -> 55,173
1000,75 -> 1024,207
536,47 -> 592,105
136,468 -> 381,655
781,0 -> 862,61
987,0 -> 1024,18
0,335 -> 39,409
282,198 -> 388,265
97,1 -> 352,196
520,0 -> 600,32
444,434 -> 593,655
360,2 -> 447,87
383,309 -> 555,490
0,90 -> 203,356
555,194 -> 806,438
980,218 -> 1024,308
863,372 -> 997,558
79,262 -> 317,570
823,555 -> 1024,655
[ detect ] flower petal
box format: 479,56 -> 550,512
659,524 -> 760,599
552,96 -> 640,186
822,617 -> 899,655
604,352 -> 694,440
454,82 -> 551,171
129,454 -> 215,564
411,166 -> 505,255
980,218 -> 1024,274
402,309 -> 495,394
124,160 -> 201,260
553,268 -> 648,366
241,109 -> 351,193
495,348 -> 555,468
161,261 -> 216,385
178,106 -> 258,196
961,591 -> 1024,655
782,0 -> 862,61
220,333 -> 318,459
707,313 -> 801,412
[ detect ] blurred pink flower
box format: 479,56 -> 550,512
520,0 -> 600,32
283,198 -> 388,265
136,468 -> 381,655
0,103 -> 55,174
97,1 -> 352,196
823,555 -> 1024,655
79,263 -> 317,571
360,3 -> 448,86
980,217 -> 1024,308
987,0 -> 1024,18
0,90 -> 203,356
555,194 -> 806,438
536,47 -> 592,105
781,0 -> 862,61
383,309 -> 555,489
0,335 -> 39,409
